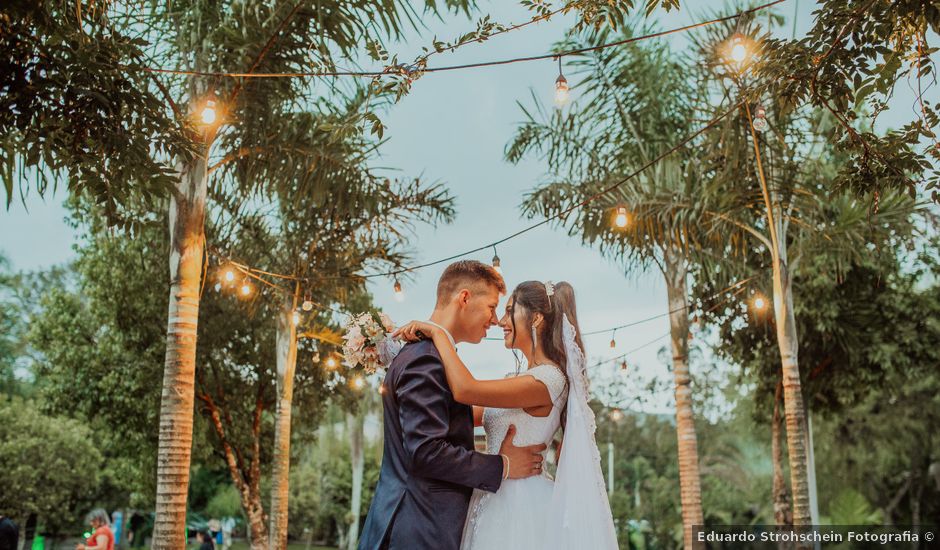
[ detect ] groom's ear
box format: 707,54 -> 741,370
455,288 -> 472,306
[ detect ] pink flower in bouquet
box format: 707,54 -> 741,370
344,325 -> 365,351
379,312 -> 396,333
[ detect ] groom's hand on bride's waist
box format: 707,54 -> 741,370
498,424 -> 547,480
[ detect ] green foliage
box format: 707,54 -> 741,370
0,0 -> 190,221
822,489 -> 883,525
509,23 -> 725,273
0,397 -> 102,534
0,254 -> 26,396
754,1 -> 940,200
287,411 -> 381,545
206,485 -> 244,519
29,223 -> 171,503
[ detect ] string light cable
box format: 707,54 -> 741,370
135,1 -> 786,80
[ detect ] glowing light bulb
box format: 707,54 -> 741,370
352,376 -> 365,390
224,269 -> 235,282
292,311 -> 301,325
393,279 -> 404,302
610,409 -> 624,422
752,105 -> 769,132
554,74 -> 569,106
752,296 -> 767,311
301,299 -> 314,312
730,41 -> 748,63
614,207 -> 629,228
201,100 -> 217,125
325,357 -> 337,369
214,283 -> 222,292
240,281 -> 252,296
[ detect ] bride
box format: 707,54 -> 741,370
394,280 -> 618,550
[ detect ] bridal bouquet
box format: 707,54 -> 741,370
341,311 -> 402,374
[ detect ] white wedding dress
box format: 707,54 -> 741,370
461,364 -> 569,550
460,316 -> 619,550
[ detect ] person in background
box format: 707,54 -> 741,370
207,519 -> 221,547
110,511 -> 123,546
220,516 -> 235,550
196,529 -> 215,550
126,512 -> 145,548
76,509 -> 114,550
0,515 -> 18,550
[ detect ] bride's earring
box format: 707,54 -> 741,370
531,324 -> 538,352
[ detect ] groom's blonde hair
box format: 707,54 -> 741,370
436,260 -> 506,307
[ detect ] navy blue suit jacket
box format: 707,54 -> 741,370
358,340 -> 504,550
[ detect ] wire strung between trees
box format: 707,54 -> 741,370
361,98 -> 745,280
210,96 -> 745,292
479,275 -> 756,341
586,284 -> 756,369
137,0 -> 786,79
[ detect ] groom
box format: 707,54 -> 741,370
359,260 -> 547,550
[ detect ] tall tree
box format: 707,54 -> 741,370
207,96 -> 455,547
507,26 -> 721,548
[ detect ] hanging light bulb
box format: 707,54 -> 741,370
292,311 -> 301,325
492,248 -> 502,275
554,57 -> 569,107
610,408 -> 624,422
393,279 -> 404,302
352,376 -> 365,390
752,105 -> 769,132
610,331 -> 617,348
614,206 -> 629,228
200,99 -> 217,125
301,292 -> 314,311
214,282 -> 222,292
620,360 -> 628,371
325,356 -> 337,369
752,294 -> 768,311
240,280 -> 253,297
223,268 -> 235,283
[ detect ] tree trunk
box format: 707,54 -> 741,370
772,381 -> 793,526
204,392 -> 269,550
152,144 -> 209,549
746,102 -> 813,531
662,250 -> 704,550
772,243 -> 812,527
346,411 -> 365,550
270,294 -> 299,550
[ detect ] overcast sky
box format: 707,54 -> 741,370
1,1 -> 932,414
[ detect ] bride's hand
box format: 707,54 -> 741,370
392,320 -> 439,342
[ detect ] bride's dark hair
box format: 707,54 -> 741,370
508,281 -> 586,373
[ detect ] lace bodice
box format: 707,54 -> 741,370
482,364 -> 568,459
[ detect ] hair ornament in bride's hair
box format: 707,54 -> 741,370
543,280 -> 555,311
544,280 -> 555,297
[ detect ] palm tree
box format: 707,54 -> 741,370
208,87 -> 454,547
507,28 -> 720,549
123,3 -> 471,545
702,99 -> 922,527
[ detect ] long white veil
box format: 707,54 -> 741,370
545,314 -> 619,549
